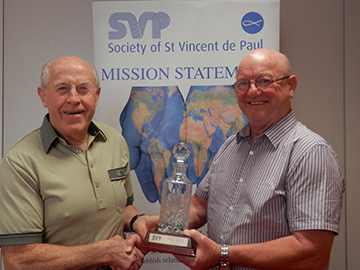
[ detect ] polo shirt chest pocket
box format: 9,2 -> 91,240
108,166 -> 128,213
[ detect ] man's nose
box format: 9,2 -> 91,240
67,87 -> 81,102
247,82 -> 262,97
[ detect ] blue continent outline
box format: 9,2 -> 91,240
120,85 -> 247,203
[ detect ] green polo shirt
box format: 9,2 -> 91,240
0,115 -> 134,246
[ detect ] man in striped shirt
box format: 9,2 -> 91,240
175,49 -> 345,270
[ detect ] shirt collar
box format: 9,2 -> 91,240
236,110 -> 297,147
40,114 -> 107,153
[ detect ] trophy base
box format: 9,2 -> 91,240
139,231 -> 195,257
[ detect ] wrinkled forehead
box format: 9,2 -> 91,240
50,59 -> 95,83
51,58 -> 89,74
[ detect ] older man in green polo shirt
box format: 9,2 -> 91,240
0,56 -> 156,270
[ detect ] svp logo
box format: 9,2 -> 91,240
108,12 -> 170,40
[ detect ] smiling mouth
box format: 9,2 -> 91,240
64,111 -> 83,115
249,101 -> 267,105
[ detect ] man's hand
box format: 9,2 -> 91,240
132,215 -> 159,240
108,234 -> 144,270
105,234 -> 144,270
174,229 -> 220,270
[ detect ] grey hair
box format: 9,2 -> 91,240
40,57 -> 100,91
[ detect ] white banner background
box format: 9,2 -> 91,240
93,1 -> 279,269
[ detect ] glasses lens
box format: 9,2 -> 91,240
256,78 -> 273,89
235,81 -> 249,91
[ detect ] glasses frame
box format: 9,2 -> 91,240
233,75 -> 291,92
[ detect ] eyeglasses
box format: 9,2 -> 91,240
233,75 -> 291,92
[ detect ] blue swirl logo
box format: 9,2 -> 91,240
241,12 -> 264,34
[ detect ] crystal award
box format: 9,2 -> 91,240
140,142 -> 195,256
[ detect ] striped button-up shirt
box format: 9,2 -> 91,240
196,110 -> 345,270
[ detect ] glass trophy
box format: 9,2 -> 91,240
140,142 -> 195,256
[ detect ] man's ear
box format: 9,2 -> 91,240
37,87 -> 48,108
95,87 -> 101,106
288,75 -> 298,98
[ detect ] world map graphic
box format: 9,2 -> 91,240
120,85 -> 247,203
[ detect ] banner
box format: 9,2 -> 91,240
93,1 -> 279,269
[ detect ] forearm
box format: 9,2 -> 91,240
228,231 -> 334,270
177,229 -> 334,270
2,234 -> 143,270
2,240 -> 111,270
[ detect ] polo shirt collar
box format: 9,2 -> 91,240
40,114 -> 107,153
236,109 -> 297,148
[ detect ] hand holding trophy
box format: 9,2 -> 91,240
140,142 -> 195,256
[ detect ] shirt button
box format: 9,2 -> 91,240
229,206 -> 233,211
249,150 -> 254,155
75,149 -> 81,154
239,178 -> 244,183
